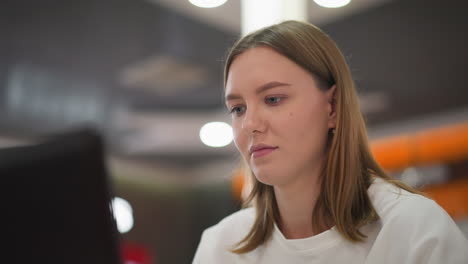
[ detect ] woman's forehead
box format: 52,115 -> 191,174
228,48 -> 289,82
230,47 -> 287,70
225,47 -> 313,94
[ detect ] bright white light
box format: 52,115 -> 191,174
188,0 -> 228,8
199,122 -> 233,147
241,0 -> 307,36
111,197 -> 134,234
314,0 -> 351,8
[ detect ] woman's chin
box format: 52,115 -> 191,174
253,171 -> 279,186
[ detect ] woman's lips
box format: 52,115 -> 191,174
251,147 -> 277,158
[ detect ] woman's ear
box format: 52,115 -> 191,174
326,85 -> 337,127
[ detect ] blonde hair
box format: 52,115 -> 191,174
224,21 -> 419,254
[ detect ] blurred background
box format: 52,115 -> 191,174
1,0 -> 467,263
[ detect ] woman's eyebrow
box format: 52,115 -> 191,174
225,81 -> 291,102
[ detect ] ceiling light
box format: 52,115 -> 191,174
241,0 -> 307,36
313,0 -> 351,8
200,122 -> 233,147
189,0 -> 228,8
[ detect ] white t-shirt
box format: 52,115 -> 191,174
193,178 -> 468,263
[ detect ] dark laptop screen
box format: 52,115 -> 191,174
1,129 -> 122,264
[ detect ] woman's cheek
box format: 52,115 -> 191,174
232,126 -> 245,153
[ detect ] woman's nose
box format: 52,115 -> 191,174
241,108 -> 266,134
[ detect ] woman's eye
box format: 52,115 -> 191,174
265,96 -> 283,104
229,106 -> 246,116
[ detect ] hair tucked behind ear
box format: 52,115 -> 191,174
225,20 -> 420,254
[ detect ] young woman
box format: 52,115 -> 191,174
193,20 -> 468,263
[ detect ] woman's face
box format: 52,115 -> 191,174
225,47 -> 336,187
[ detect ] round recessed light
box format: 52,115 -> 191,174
313,0 -> 351,8
200,122 -> 233,147
188,0 -> 228,8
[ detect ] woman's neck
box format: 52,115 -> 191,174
273,161 -> 328,239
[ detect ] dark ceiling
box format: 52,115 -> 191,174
322,0 -> 468,125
